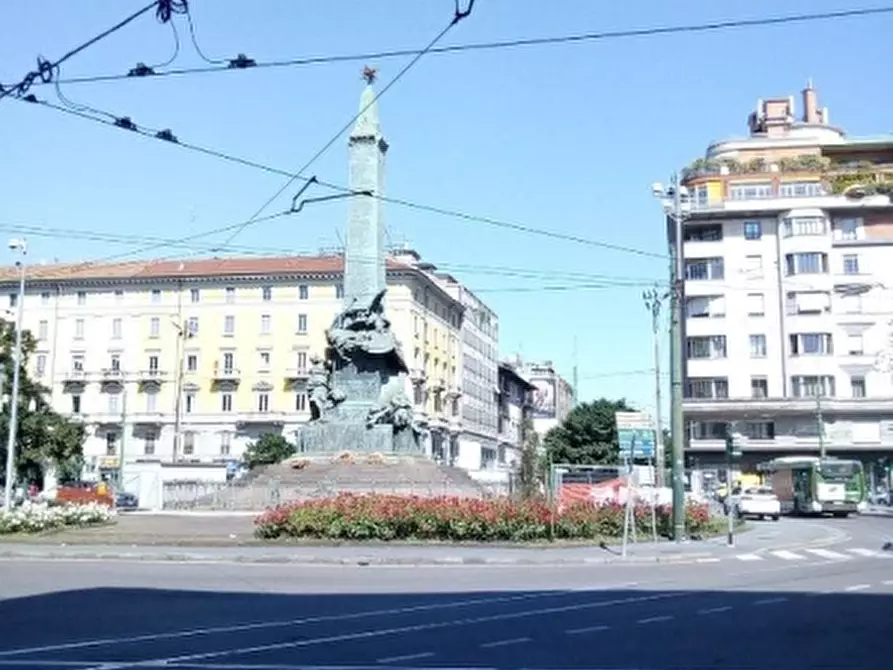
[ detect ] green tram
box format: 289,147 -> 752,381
757,456 -> 867,517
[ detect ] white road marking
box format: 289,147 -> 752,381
753,597 -> 788,605
0,588 -> 605,658
844,584 -> 871,592
771,550 -> 805,561
698,606 -> 732,615
805,548 -> 849,560
735,554 -> 764,561
848,548 -> 880,557
637,615 -> 673,624
377,652 -> 435,664
566,625 -> 611,634
883,580 -> 893,585
155,591 -> 690,664
480,637 -> 531,648
696,557 -> 721,563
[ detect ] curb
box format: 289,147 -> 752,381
0,548 -> 719,567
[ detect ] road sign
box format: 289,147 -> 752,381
615,411 -> 654,431
618,428 -> 656,459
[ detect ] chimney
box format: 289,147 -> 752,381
802,79 -> 819,123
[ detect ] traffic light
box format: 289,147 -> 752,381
725,430 -> 742,460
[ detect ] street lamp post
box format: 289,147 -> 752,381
652,176 -> 690,542
3,238 -> 27,509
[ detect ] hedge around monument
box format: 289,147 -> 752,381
253,493 -> 717,542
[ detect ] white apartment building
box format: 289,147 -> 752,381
678,82 -> 893,469
497,361 -> 535,464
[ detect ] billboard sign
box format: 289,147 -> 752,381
530,377 -> 556,419
615,411 -> 656,460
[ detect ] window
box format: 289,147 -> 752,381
297,314 -> 308,333
148,354 -> 159,372
787,291 -> 830,315
791,375 -> 835,398
41,292 -> 50,305
182,432 -> 195,456
779,182 -> 824,198
111,318 -> 122,339
187,316 -> 199,335
790,333 -> 833,356
77,291 -> 87,305
782,216 -> 827,237
685,257 -> 724,281
109,353 -> 121,371
114,289 -> 123,302
105,432 -> 118,457
298,284 -> 309,300
262,286 -> 273,301
71,354 -> 85,371
222,352 -> 235,372
742,421 -> 775,440
688,421 -> 728,441
185,392 -> 196,413
74,318 -> 85,339
686,336 -> 726,359
785,252 -> 828,275
295,393 -> 307,412
35,354 -> 47,377
296,351 -> 308,370
846,334 -> 864,356
842,254 -> 860,275
258,350 -> 271,369
144,435 -> 156,456
685,295 -> 725,318
149,317 -> 160,338
747,293 -> 765,316
751,377 -> 768,399
71,394 -> 82,414
834,217 -> 862,242
743,221 -> 762,240
190,288 -> 200,303
220,432 -> 232,456
225,287 -> 236,304
151,289 -> 161,303
744,255 -> 763,278
186,354 -> 198,372
221,393 -> 233,412
146,390 -> 157,412
8,294 -> 16,308
260,314 -> 271,334
685,377 -> 729,399
108,392 -> 120,413
728,182 -> 772,200
684,224 -> 722,242
38,320 -> 48,341
749,334 -> 767,358
851,377 -> 866,398
224,315 -> 235,335
336,284 -> 344,299
257,393 -> 270,413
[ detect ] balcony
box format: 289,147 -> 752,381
236,411 -> 285,426
212,366 -> 241,382
284,367 -> 310,381
131,412 -> 165,425
61,369 -> 88,383
138,369 -> 168,383
683,396 -> 893,416
98,368 -> 125,383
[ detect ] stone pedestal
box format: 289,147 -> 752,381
297,420 -> 419,455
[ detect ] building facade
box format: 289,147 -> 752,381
0,255 -> 464,477
517,360 -> 574,439
497,361 -> 535,465
677,82 -> 893,469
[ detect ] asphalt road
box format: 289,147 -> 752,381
0,516 -> 890,670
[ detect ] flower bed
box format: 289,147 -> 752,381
0,501 -> 115,535
254,493 -> 716,542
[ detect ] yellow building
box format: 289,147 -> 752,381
0,254 -> 463,472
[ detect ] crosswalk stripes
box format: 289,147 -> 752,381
732,547 -> 891,562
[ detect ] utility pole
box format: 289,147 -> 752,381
572,336 -> 579,407
816,392 -> 825,459
171,319 -> 188,463
3,239 -> 26,509
653,173 -> 688,543
118,383 -> 128,488
642,286 -> 668,487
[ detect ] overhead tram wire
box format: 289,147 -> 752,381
217,0 -> 477,249
23,97 -> 665,261
41,6 -> 893,88
0,0 -> 184,101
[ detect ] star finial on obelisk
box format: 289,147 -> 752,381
362,65 -> 378,85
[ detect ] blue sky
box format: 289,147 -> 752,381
2,0 -> 891,417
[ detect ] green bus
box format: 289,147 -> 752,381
757,456 -> 867,517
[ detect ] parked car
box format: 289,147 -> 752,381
727,486 -> 781,521
114,491 -> 139,510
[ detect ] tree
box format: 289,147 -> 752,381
542,398 -> 636,466
518,414 -> 544,499
0,320 -> 85,486
243,433 -> 296,470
